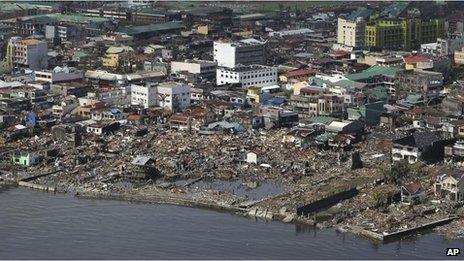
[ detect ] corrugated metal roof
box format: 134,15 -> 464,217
16,14 -> 110,24
346,66 -> 402,81
116,21 -> 183,35
347,7 -> 373,21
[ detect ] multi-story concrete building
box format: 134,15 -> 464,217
157,82 -> 191,112
290,94 -> 345,118
365,18 -> 445,50
216,65 -> 277,88
337,17 -> 366,48
392,132 -> 440,164
45,23 -> 85,42
213,38 -> 266,68
441,89 -> 464,117
35,66 -> 84,83
131,82 -> 190,112
395,69 -> 444,98
336,7 -> 373,48
131,83 -> 158,109
7,37 -> 48,70
170,59 -> 217,80
421,36 -> 464,57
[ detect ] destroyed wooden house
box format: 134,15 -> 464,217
401,181 -> 426,205
127,155 -> 158,180
86,121 -> 120,136
169,114 -> 191,131
435,171 -> 464,202
51,123 -> 82,147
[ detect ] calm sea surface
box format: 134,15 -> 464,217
0,188 -> 461,259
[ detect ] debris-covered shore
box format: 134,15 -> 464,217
2,126 -> 463,241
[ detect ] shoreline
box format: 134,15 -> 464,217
5,181 -> 462,242
76,189 -> 245,214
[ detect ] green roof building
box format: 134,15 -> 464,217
346,65 -> 401,82
116,21 -> 184,38
347,101 -> 385,126
346,65 -> 402,90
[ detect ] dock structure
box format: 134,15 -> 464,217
343,216 -> 459,242
382,216 -> 459,242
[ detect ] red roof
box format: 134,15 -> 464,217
169,114 -> 190,122
285,68 -> 315,78
330,50 -> 350,58
406,107 -> 425,115
300,87 -> 321,95
403,54 -> 433,64
402,181 -> 423,194
127,114 -> 144,121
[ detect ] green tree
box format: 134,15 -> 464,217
382,160 -> 412,185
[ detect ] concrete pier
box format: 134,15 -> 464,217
342,216 -> 459,242
382,216 -> 458,242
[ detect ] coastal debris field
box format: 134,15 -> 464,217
1,126 -> 462,241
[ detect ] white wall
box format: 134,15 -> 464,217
337,18 -> 365,48
35,69 -> 84,83
171,61 -> 202,74
214,42 -> 236,68
157,84 -> 191,111
216,66 -> 277,88
131,84 -> 157,108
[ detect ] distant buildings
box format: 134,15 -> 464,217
45,23 -> 85,43
0,13 -> 112,36
269,28 -> 315,38
213,38 -> 266,68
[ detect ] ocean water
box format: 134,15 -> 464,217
0,188 -> 461,259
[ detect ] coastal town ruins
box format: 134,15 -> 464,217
1,1 -> 464,242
